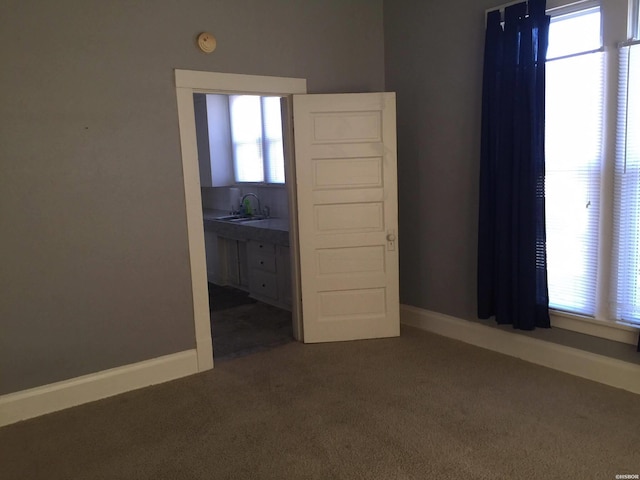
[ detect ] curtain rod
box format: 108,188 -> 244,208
485,0 -> 598,17
485,0 -> 526,16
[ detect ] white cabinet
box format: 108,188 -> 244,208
204,231 -> 223,284
206,227 -> 291,309
247,240 -> 291,310
216,236 -> 249,290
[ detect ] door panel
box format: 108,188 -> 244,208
311,112 -> 382,142
315,203 -> 384,232
316,246 -> 385,275
313,157 -> 383,189
293,92 -> 399,343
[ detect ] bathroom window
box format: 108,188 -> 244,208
229,95 -> 285,184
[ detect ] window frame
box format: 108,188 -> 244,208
228,95 -> 286,186
629,0 -> 639,40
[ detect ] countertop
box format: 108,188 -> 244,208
202,208 -> 290,246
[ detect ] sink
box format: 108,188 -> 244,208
215,214 -> 267,223
215,214 -> 243,221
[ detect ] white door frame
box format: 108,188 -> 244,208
174,70 -> 307,372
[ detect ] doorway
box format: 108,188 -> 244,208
194,91 -> 295,360
176,71 -> 400,372
174,70 -> 307,371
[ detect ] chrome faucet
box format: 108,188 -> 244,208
241,193 -> 261,216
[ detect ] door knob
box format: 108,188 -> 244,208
386,230 -> 396,251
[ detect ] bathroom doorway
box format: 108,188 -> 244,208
176,70 -> 306,370
194,91 -> 295,360
176,70 -> 400,371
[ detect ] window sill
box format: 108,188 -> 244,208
550,309 -> 639,346
233,182 -> 286,189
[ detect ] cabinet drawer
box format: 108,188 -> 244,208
250,252 -> 276,272
248,241 -> 275,257
250,270 -> 278,300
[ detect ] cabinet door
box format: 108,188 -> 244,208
224,238 -> 240,286
248,240 -> 286,306
248,241 -> 276,270
250,270 -> 279,300
220,237 -> 249,290
204,231 -> 222,284
237,240 -> 249,289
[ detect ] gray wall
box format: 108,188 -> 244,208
0,0 -> 384,395
384,0 -> 497,321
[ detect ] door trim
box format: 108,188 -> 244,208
174,70 -> 307,370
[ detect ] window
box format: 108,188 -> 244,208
545,0 -> 640,327
229,95 -> 285,184
545,6 -> 603,315
612,39 -> 640,323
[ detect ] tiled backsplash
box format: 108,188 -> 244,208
201,186 -> 289,219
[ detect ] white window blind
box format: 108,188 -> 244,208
545,7 -> 603,315
229,95 -> 264,182
612,43 -> 640,325
228,95 -> 285,184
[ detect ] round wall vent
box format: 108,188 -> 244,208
197,32 -> 217,54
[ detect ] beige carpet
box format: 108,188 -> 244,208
2,326 -> 639,479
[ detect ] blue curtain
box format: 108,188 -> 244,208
477,0 -> 551,330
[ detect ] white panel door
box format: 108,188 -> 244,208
293,93 -> 399,343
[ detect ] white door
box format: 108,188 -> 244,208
292,92 -> 400,343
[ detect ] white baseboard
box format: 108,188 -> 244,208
0,349 -> 199,427
401,305 -> 640,395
